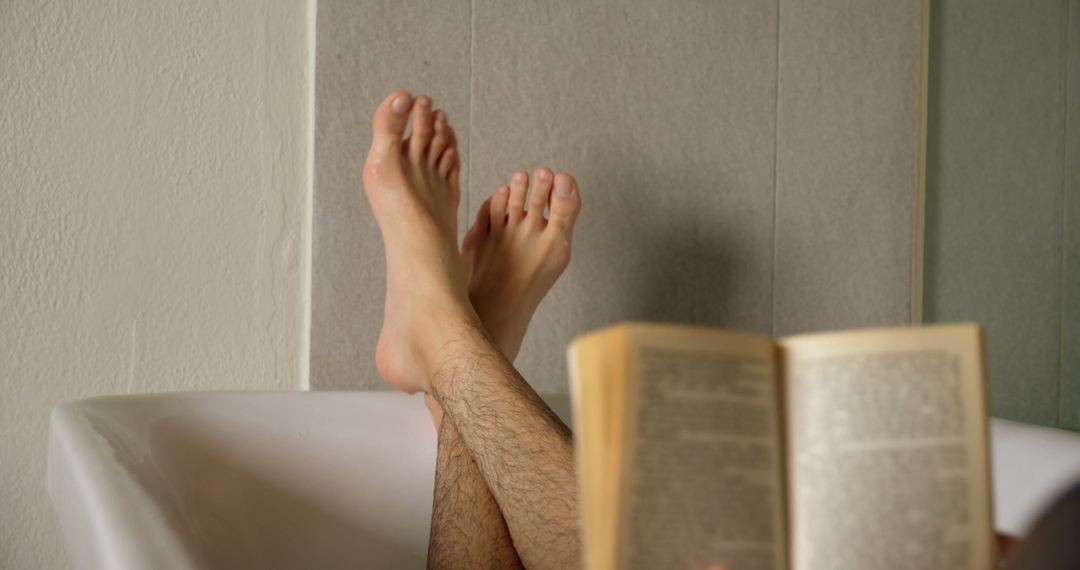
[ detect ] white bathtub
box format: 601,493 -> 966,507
47,391 -> 1080,569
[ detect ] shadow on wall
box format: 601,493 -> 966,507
633,218 -> 741,327
568,150 -> 751,333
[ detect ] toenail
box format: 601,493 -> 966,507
417,96 -> 431,107
513,172 -> 527,184
537,169 -> 552,181
496,186 -> 510,196
391,95 -> 411,115
553,178 -> 573,197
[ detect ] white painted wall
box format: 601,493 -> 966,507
0,2 -> 312,567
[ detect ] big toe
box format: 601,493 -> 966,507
370,90 -> 413,155
547,173 -> 581,235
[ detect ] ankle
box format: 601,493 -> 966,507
476,312 -> 530,361
415,307 -> 485,392
423,314 -> 499,396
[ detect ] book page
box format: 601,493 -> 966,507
617,325 -> 787,570
569,326 -> 631,570
780,325 -> 993,570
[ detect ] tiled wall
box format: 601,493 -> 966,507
924,0 -> 1079,429
1066,4 -> 1080,430
313,0 -> 924,393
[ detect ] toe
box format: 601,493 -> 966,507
438,148 -> 457,178
428,110 -> 451,165
442,125 -> 460,174
507,171 -> 529,223
449,163 -> 461,198
547,173 -> 581,235
528,167 -> 554,224
462,197 -> 491,253
474,196 -> 492,235
490,186 -> 510,234
370,90 -> 413,156
408,95 -> 435,161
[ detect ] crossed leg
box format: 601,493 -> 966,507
427,164 -> 582,569
361,90 -> 583,569
426,394 -> 520,569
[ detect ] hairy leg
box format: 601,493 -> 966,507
363,90 -> 582,569
430,323 -> 580,569
427,167 -> 582,568
427,393 -> 521,569
357,91 -> 511,567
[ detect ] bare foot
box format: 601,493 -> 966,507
362,90 -> 478,394
462,167 -> 582,360
426,167 -> 582,428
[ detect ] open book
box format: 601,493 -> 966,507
568,323 -> 994,570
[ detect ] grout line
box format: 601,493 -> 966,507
912,0 -> 931,326
465,0 -> 475,235
300,0 -> 317,392
1057,0 -> 1072,427
770,0 -> 782,337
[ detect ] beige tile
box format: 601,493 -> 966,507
773,0 -> 923,336
1060,1 -> 1080,431
470,1 -> 779,394
923,1 -> 1067,426
312,0 -> 470,390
